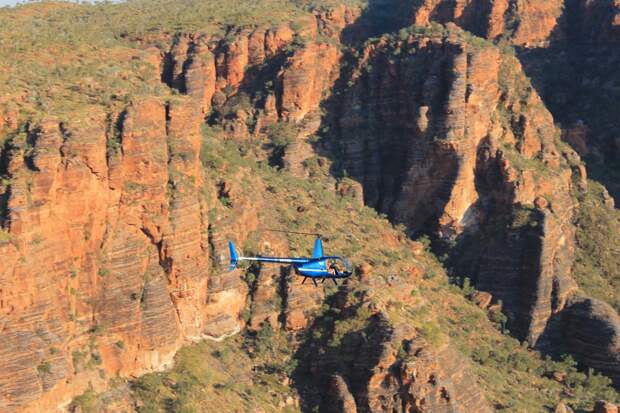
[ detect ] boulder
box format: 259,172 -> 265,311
593,400 -> 619,413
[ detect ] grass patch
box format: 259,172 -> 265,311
573,180 -> 620,310
131,335 -> 299,413
70,387 -> 101,413
37,360 -> 51,375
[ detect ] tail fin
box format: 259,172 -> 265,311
228,241 -> 239,271
312,237 -> 324,259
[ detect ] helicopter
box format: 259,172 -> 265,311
227,233 -> 353,286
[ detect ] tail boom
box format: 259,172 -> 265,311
227,240 -> 310,271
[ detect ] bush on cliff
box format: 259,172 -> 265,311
573,180 -> 620,310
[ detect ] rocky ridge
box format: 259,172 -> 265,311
341,0 -> 620,388
0,1 -> 619,412
327,22 -> 583,354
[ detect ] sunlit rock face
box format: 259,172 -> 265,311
1,1 -> 620,411
0,98 -> 206,412
331,28 -> 580,347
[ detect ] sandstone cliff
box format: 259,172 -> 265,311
396,0 -> 620,198
0,98 -> 207,412
369,1 -> 620,380
1,1 -> 620,412
297,277 -> 493,413
327,25 -> 578,348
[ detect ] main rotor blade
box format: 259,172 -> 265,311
260,228 -> 327,238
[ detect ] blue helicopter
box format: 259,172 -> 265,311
227,235 -> 353,286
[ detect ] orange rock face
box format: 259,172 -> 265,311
594,400 -> 620,413
304,279 -> 493,413
487,0 -> 510,39
508,0 -> 564,46
265,24 -> 295,57
285,265 -> 325,331
2,2 -> 620,411
280,42 -> 341,122
410,0 -> 564,45
223,35 -> 250,90
159,18 -> 344,130
0,97 -> 215,412
184,44 -> 217,115
335,29 -> 580,346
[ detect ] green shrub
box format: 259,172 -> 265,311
572,181 -> 620,310
37,361 -> 52,375
70,387 -> 100,413
265,122 -> 297,150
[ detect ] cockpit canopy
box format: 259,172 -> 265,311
325,257 -> 353,273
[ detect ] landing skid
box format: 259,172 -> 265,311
301,277 -> 339,287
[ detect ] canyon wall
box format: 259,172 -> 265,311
331,26 -> 579,347
1,1 -> 620,411
0,11 -> 351,412
0,99 -> 204,412
344,0 -> 620,385
297,271 -> 493,413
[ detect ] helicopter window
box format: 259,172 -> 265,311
326,259 -> 342,274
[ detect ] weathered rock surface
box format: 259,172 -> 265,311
406,0 -> 620,46
302,283 -> 493,413
332,29 -> 579,346
406,0 -> 564,46
156,15 -> 345,133
0,97 -> 217,412
284,265 -> 325,331
247,235 -> 290,331
1,2 -> 620,411
280,42 -> 341,122
561,297 -> 620,386
325,375 -> 358,413
594,400 -> 620,413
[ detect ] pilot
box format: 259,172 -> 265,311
329,261 -> 340,275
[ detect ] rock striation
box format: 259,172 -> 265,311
561,296 -> 620,386
330,26 -> 579,346
404,0 -> 564,46
0,14 -> 354,410
1,2 -> 620,411
0,98 -> 213,412
157,15 -> 345,133
299,279 -> 493,413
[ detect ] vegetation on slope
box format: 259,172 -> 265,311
61,128 -> 620,410
74,124 -> 618,412
131,335 -> 299,413
573,180 -> 620,311
3,1 -> 619,411
0,0 -> 367,121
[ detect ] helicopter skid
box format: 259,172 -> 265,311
301,276 -> 347,286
